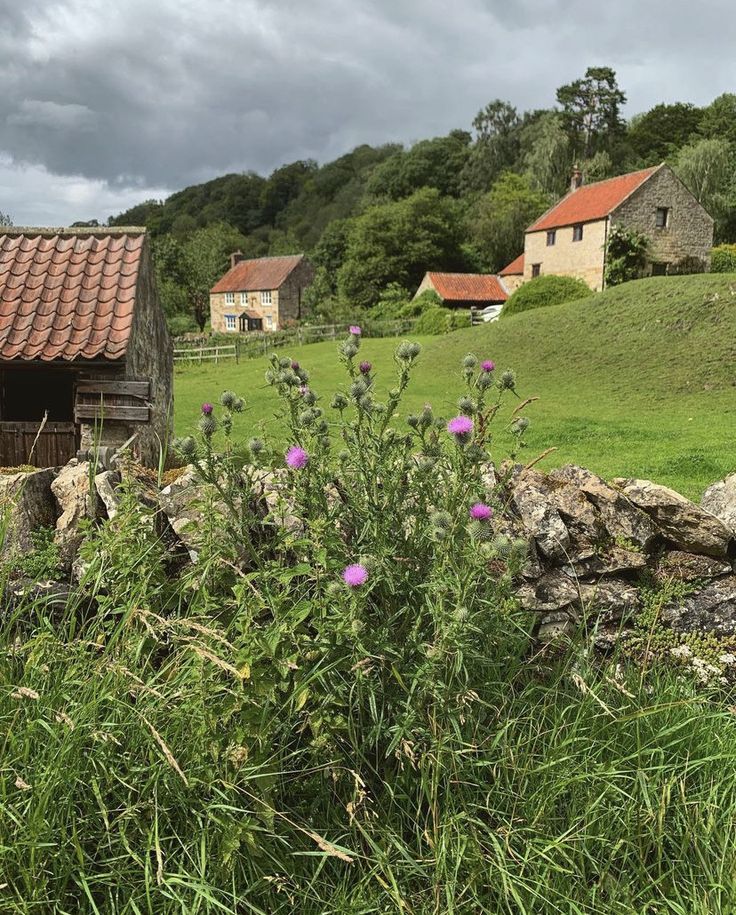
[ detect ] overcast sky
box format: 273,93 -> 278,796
1,0 -> 734,226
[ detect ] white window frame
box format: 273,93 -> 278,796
240,291 -> 248,306
225,292 -> 235,305
224,314 -> 236,331
261,290 -> 273,306
266,315 -> 274,329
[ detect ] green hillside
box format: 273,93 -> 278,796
175,274 -> 736,497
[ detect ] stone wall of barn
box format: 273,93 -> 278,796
125,243 -> 173,467
611,166 -> 715,274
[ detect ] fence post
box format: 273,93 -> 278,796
235,339 -> 240,364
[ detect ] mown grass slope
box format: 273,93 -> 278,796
175,274 -> 736,497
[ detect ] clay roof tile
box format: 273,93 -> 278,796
0,228 -> 146,361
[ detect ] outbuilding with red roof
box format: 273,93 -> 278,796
518,164 -> 713,292
415,271 -> 509,310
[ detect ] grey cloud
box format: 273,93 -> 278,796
0,0 -> 734,224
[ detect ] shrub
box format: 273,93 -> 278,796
413,304 -> 470,334
604,225 -> 650,287
502,274 -> 591,317
711,243 -> 736,273
669,255 -> 707,275
398,288 -> 443,318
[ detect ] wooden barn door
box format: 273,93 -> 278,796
0,421 -> 77,468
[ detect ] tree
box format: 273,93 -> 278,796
699,94 -> 736,145
336,188 -> 466,310
467,173 -> 550,272
461,100 -> 521,192
365,132 -> 472,200
675,137 -> 735,240
169,223 -> 247,330
604,225 -> 649,287
0,212 -> 13,227
626,103 -> 703,164
556,66 -> 626,159
522,113 -> 571,197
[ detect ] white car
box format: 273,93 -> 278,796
479,304 -> 503,323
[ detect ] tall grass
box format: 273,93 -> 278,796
1,335 -> 736,913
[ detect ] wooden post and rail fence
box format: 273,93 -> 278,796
173,319 -> 420,366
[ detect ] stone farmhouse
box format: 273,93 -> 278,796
501,164 -> 714,292
415,271 -> 509,309
210,253 -> 314,334
0,227 -> 172,468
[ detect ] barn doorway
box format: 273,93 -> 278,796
0,366 -> 78,467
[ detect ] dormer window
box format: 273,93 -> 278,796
655,207 -> 669,229
546,230 -> 556,246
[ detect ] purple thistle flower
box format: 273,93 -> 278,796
285,445 -> 309,469
447,415 -> 474,438
299,385 -> 310,396
349,325 -> 362,336
481,360 -> 496,373
291,361 -> 300,371
343,563 -> 368,587
201,403 -> 214,415
469,502 -> 493,521
359,361 -> 372,375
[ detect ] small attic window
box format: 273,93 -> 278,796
655,207 -> 669,229
572,224 -> 584,242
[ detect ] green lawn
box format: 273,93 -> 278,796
175,274 -> 736,499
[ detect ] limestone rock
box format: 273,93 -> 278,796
550,465 -> 658,549
701,473 -> 736,534
51,461 -> 103,565
614,478 -> 734,558
567,545 -> 648,579
517,571 -> 578,613
0,468 -> 58,555
576,578 -> 642,621
662,576 -> 736,636
509,470 -> 571,562
158,465 -> 208,561
656,550 -> 731,583
537,611 -> 576,642
94,470 -> 121,520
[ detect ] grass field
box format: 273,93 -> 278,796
175,274 -> 736,498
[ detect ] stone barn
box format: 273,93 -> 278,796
0,227 -> 172,468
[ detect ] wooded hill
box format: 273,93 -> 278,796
109,69 -> 736,332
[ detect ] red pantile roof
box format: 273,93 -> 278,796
426,272 -> 508,303
500,253 -> 524,276
0,228 -> 145,362
211,254 -> 305,293
528,166 -> 660,232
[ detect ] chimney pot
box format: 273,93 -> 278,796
230,250 -> 244,270
570,166 -> 583,191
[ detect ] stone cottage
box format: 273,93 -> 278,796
500,164 -> 714,292
0,227 -> 172,468
209,253 -> 314,334
414,271 -> 510,309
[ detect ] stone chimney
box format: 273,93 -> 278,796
570,166 -> 583,192
230,250 -> 244,270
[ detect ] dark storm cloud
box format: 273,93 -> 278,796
0,0 -> 735,223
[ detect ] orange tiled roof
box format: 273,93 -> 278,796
499,253 -> 524,275
528,166 -> 660,232
211,254 -> 305,293
426,272 -> 508,302
0,228 -> 145,362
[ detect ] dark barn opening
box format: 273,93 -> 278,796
1,367 -> 75,421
